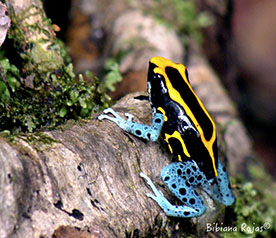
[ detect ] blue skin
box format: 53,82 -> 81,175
98,108 -> 235,218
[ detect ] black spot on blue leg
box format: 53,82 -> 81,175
155,118 -> 161,123
179,188 -> 186,195
189,198 -> 195,205
135,130 -> 141,135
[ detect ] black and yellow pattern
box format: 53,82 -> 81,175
148,56 -> 218,179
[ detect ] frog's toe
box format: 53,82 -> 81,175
98,108 -> 123,123
140,172 -> 163,196
102,108 -> 116,114
97,113 -> 106,120
145,192 -> 159,201
124,113 -> 134,122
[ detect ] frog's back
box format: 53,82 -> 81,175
148,57 -> 218,180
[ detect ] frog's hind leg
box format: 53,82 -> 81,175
140,161 -> 208,218
160,161 -> 208,217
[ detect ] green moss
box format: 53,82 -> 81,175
102,58 -> 123,92
222,174 -> 276,237
0,4 -> 111,134
0,57 -> 20,102
7,5 -> 64,75
29,43 -> 61,73
0,53 -> 110,133
16,131 -> 59,152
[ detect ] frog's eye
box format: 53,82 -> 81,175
156,74 -> 162,79
152,72 -> 162,80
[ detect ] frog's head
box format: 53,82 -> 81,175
147,56 -> 189,108
147,61 -> 167,108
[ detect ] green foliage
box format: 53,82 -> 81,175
0,4 -> 111,134
0,58 -> 20,102
102,58 -> 123,92
0,53 -> 110,133
149,0 -> 213,44
222,178 -> 276,238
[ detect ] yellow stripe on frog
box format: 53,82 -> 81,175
165,131 -> 191,160
157,107 -> 168,121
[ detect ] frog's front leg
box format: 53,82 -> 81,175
203,160 -> 235,206
141,161 -> 208,218
98,108 -> 164,141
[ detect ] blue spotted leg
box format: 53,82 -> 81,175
98,108 -> 164,141
141,161 -> 208,217
140,159 -> 234,218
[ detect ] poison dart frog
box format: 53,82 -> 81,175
98,56 -> 235,218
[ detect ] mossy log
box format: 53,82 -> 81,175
6,0 -> 64,75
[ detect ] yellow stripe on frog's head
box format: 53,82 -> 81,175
150,56 -> 189,85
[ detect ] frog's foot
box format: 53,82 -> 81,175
140,172 -> 205,218
207,160 -> 235,206
98,108 -> 123,124
98,108 -> 164,142
98,108 -> 138,133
